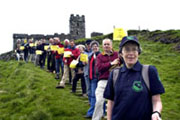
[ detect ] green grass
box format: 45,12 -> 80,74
138,39 -> 180,120
0,61 -> 89,120
0,35 -> 180,119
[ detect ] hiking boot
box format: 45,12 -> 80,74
84,115 -> 92,119
56,85 -> 64,89
55,74 -> 60,79
70,91 -> 76,93
82,93 -> 88,97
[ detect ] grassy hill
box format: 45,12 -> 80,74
0,34 -> 180,120
0,61 -> 89,120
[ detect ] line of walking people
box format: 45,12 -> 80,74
15,36 -> 165,120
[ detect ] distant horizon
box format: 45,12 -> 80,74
0,28 -> 179,55
0,0 -> 180,54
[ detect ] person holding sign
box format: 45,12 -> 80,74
21,39 -> 29,63
34,40 -> 42,66
54,37 -> 64,79
35,40 -> 43,66
47,38 -> 56,73
71,44 -> 86,96
39,39 -> 47,69
15,39 -> 22,61
28,39 -> 35,63
56,40 -> 80,88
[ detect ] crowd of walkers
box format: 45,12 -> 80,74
15,36 -> 165,120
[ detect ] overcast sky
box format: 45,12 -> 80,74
0,0 -> 180,54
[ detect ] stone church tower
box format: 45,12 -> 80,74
69,14 -> 85,40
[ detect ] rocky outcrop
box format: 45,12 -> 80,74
0,51 -> 15,61
147,30 -> 180,44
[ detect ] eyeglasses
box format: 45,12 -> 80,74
92,45 -> 98,48
123,47 -> 139,53
104,43 -> 110,46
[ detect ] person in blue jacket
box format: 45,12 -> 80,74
85,40 -> 100,119
104,36 -> 165,120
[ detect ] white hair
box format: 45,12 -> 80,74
64,39 -> 70,43
102,38 -> 112,46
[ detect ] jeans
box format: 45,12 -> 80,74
29,53 -> 35,62
55,57 -> 64,76
92,80 -> 107,120
84,75 -> 91,103
24,51 -> 28,62
39,54 -> 45,68
86,78 -> 98,117
47,53 -> 55,72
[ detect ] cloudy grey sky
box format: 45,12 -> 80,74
0,0 -> 179,54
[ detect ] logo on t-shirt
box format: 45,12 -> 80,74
132,81 -> 143,92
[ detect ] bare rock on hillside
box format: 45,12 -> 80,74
0,51 -> 15,61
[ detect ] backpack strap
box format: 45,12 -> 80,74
142,65 -> 150,91
113,65 -> 150,91
113,67 -> 121,86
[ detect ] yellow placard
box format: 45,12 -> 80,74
44,45 -> 49,50
29,43 -> 35,47
70,60 -> 78,69
36,50 -> 43,55
20,46 -> 24,50
64,51 -> 72,58
113,28 -> 128,41
80,53 -> 88,62
57,48 -> 64,54
50,45 -> 58,51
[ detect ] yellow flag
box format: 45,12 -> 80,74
57,48 -> 64,54
64,51 -> 72,58
113,28 -> 128,41
29,43 -> 35,47
80,53 -> 88,62
20,46 -> 25,50
50,45 -> 58,51
44,45 -> 49,50
36,50 -> 43,55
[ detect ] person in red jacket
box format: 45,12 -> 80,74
54,37 -> 64,79
92,38 -> 120,120
56,39 -> 80,88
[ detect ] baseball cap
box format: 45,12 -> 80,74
119,36 -> 140,48
85,39 -> 92,45
119,36 -> 140,53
